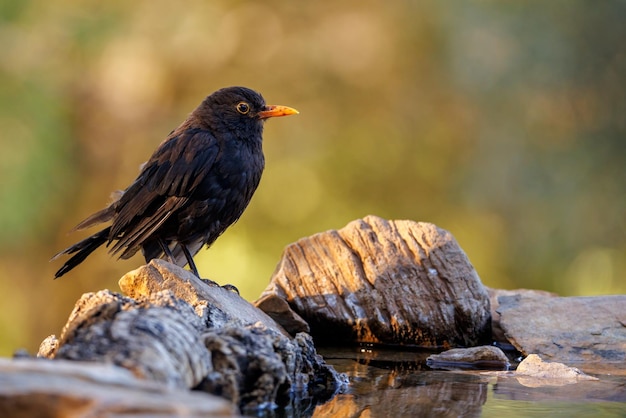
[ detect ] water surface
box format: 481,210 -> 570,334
307,346 -> 626,418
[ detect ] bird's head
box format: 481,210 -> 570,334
195,86 -> 298,140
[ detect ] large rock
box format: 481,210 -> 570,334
39,260 -> 347,414
257,215 -> 492,348
496,294 -> 626,373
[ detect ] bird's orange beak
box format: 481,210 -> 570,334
258,105 -> 299,119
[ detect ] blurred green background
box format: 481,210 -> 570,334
1,1 -> 624,356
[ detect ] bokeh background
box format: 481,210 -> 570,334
1,1 -> 624,356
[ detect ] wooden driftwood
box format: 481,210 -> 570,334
0,358 -> 235,417
37,260 -> 346,414
257,215 -> 492,347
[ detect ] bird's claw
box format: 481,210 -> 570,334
221,284 -> 240,294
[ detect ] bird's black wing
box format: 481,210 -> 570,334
108,128 -> 221,258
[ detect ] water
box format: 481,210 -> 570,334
304,346 -> 626,418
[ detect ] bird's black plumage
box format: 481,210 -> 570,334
52,86 -> 298,278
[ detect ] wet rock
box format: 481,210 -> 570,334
514,354 -> 598,387
257,215 -> 492,348
426,346 -> 510,370
0,358 -> 235,417
38,260 -> 346,413
497,294 -> 626,372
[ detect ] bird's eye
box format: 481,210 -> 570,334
236,102 -> 250,114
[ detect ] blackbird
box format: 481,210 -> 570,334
52,86 -> 298,278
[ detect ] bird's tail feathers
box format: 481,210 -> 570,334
52,227 -> 110,278
71,205 -> 116,231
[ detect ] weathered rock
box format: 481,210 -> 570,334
257,215 -> 492,348
0,358 -> 235,417
496,294 -> 626,373
38,260 -> 346,413
487,287 -> 557,345
426,346 -> 510,370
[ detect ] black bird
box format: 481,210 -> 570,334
52,86 -> 298,278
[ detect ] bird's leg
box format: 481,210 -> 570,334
178,243 -> 236,292
180,243 -> 201,278
158,239 -> 176,264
